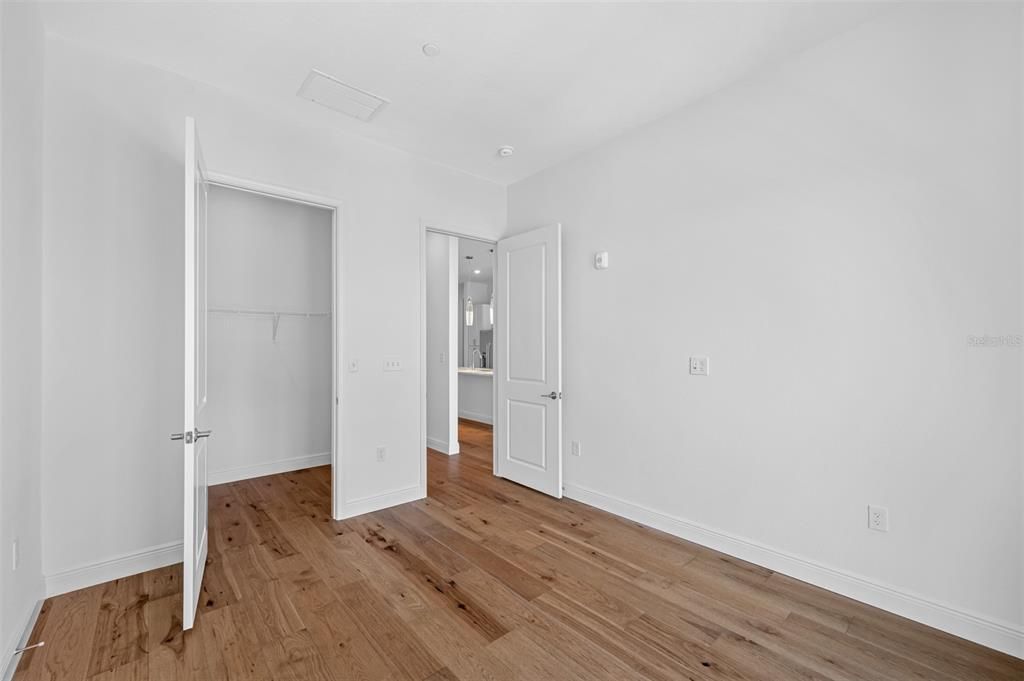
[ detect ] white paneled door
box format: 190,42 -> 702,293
176,116 -> 210,631
495,224 -> 563,497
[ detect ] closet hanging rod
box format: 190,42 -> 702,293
209,307 -> 331,318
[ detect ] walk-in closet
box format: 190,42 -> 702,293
205,184 -> 334,484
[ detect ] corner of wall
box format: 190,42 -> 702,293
0,0 -> 47,674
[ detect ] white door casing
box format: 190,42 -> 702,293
495,224 -> 563,498
181,116 -> 210,631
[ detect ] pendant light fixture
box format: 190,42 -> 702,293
464,255 -> 474,327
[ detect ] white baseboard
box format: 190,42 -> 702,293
563,483 -> 1024,660
44,541 -> 182,598
209,452 -> 330,486
426,436 -> 459,456
337,484 -> 423,520
2,599 -> 43,681
458,410 -> 492,425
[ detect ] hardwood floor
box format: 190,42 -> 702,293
14,419 -> 1023,680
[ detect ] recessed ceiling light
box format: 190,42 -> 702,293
473,269 -> 481,275
422,43 -> 441,57
497,146 -> 515,158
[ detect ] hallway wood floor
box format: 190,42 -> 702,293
14,420 -> 1023,680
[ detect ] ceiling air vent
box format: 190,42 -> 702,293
297,69 -> 389,122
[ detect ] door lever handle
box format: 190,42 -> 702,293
170,431 -> 193,443
194,428 -> 213,439
541,391 -> 562,400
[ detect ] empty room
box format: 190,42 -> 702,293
1,1 -> 1022,680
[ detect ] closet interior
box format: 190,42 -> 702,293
206,184 -> 333,484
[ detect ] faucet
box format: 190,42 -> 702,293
472,348 -> 483,369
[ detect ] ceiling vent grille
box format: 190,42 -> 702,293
297,69 -> 388,122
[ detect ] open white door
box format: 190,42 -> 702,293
173,116 -> 210,630
495,224 -> 563,497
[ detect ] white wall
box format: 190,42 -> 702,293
40,36 -> 505,590
425,232 -> 458,455
508,3 -> 1023,656
205,186 -> 333,483
0,0 -> 45,668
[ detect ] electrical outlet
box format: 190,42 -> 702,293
571,441 -> 582,457
12,538 -> 19,571
376,446 -> 386,462
689,356 -> 710,376
868,505 -> 889,532
383,357 -> 402,372
440,351 -> 446,365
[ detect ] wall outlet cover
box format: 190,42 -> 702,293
868,505 -> 889,532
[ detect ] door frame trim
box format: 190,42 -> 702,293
205,171 -> 344,519
420,222 -> 499,486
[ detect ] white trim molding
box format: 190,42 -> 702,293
44,541 -> 183,598
563,483 -> 1024,660
458,410 -> 493,426
2,600 -> 44,681
337,484 -> 423,520
426,437 -> 460,456
209,452 -> 331,486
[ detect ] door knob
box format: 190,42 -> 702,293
541,391 -> 562,400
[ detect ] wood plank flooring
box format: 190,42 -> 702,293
14,419 -> 1023,680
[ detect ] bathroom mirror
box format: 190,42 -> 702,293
459,241 -> 494,369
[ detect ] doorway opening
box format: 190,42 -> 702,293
422,222 -> 563,499
206,174 -> 340,516
424,229 -> 497,469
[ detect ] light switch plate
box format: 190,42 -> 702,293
689,356 -> 709,376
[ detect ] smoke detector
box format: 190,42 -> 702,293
497,146 -> 515,158
298,69 -> 389,122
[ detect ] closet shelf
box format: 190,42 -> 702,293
209,307 -> 331,318
209,307 -> 331,342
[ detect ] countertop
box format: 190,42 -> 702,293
458,367 -> 493,376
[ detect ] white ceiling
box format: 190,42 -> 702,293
40,2 -> 878,185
